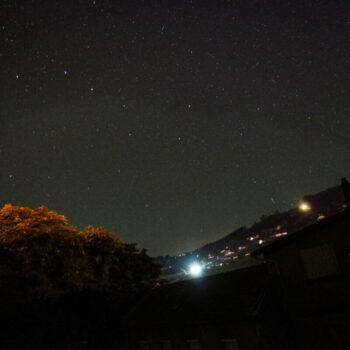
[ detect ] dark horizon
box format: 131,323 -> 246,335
1,0 -> 349,256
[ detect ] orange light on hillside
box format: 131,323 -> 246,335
299,202 -> 311,211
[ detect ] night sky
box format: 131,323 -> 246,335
1,0 -> 349,256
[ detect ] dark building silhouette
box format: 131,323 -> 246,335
123,263 -> 293,350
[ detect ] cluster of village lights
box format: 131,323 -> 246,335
187,202 -> 311,278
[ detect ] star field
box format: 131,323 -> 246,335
1,0 -> 350,256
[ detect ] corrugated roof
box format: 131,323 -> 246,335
123,263 -> 271,329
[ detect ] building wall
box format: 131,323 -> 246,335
263,216 -> 350,316
262,214 -> 350,349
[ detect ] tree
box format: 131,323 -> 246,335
81,225 -> 161,296
0,204 -> 160,302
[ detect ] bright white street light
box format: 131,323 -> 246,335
189,263 -> 202,277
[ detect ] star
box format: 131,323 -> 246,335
2,0 -> 348,258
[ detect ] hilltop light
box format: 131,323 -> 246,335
189,263 -> 202,277
299,202 -> 311,211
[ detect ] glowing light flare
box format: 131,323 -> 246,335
189,263 -> 202,277
299,202 -> 311,211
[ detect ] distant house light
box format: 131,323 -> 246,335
275,232 -> 288,238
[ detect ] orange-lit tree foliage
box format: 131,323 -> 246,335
0,204 -> 160,302
82,226 -> 161,296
